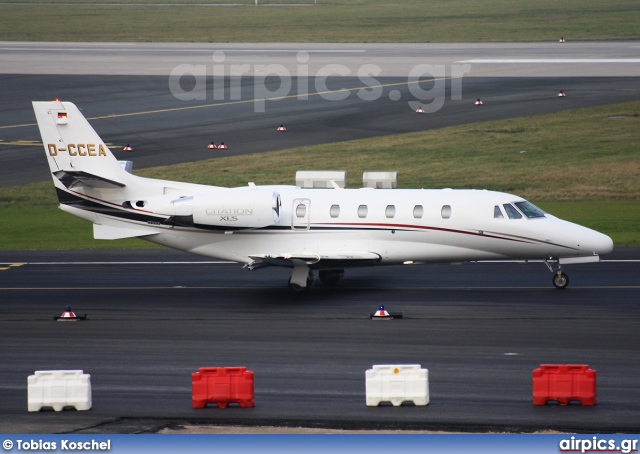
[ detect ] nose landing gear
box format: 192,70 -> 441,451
545,257 -> 570,289
552,271 -> 569,289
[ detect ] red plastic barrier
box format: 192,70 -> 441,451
532,364 -> 596,406
192,367 -> 255,409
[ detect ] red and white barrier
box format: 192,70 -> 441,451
192,367 -> 255,408
28,370 -> 92,412
533,364 -> 596,406
366,364 -> 429,406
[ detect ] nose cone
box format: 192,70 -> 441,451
555,219 -> 614,257
592,231 -> 614,256
579,226 -> 614,256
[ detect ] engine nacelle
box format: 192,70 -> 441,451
172,189 -> 281,229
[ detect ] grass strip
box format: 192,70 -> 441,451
1,0 -> 638,42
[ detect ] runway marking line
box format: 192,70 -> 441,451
2,259 -> 637,265
0,140 -> 118,148
0,3 -> 319,8
1,285 -> 638,291
0,264 -> 23,272
460,59 -> 640,64
0,140 -> 41,146
0,261 -> 231,265
1,46 -> 364,53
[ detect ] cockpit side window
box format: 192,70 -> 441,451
494,205 -> 504,219
514,201 -> 546,219
503,203 -> 522,219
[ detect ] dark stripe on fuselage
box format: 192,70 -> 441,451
57,188 -> 166,224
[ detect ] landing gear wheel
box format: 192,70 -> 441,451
288,280 -> 305,292
319,270 -> 344,286
552,272 -> 569,289
287,270 -> 314,293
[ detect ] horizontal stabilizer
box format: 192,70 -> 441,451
247,251 -> 381,270
53,170 -> 125,189
93,224 -> 160,240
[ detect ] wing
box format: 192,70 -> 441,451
246,251 -> 382,270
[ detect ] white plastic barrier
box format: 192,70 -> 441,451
27,370 -> 92,412
365,364 -> 429,407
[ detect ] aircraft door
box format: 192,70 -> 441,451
291,198 -> 311,231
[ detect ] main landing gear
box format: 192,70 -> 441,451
287,267 -> 345,292
288,267 -> 315,292
318,270 -> 344,286
544,257 -> 570,289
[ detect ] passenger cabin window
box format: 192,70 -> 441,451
385,205 -> 396,218
330,204 -> 340,218
441,205 -> 452,219
503,203 -> 522,219
494,205 -> 504,219
358,205 -> 368,218
514,201 -> 546,219
413,205 -> 424,218
296,204 -> 307,218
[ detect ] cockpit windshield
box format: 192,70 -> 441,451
514,201 -> 546,219
503,204 -> 522,219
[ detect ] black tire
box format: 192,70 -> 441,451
288,277 -> 309,292
319,270 -> 344,286
552,272 -> 569,289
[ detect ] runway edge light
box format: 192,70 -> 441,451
370,304 -> 403,320
207,141 -> 217,149
415,106 -> 425,114
371,304 -> 391,320
277,124 -> 287,131
123,144 -> 133,152
558,90 -> 566,97
218,142 -> 228,149
54,305 -> 87,322
475,98 -> 483,106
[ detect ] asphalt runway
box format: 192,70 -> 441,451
0,249 -> 639,434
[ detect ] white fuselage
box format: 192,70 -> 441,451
102,182 -> 612,266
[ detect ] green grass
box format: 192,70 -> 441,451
1,101 -> 638,250
1,0 -> 638,42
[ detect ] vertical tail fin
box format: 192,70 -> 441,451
32,101 -> 128,188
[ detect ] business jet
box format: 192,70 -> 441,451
33,100 -> 613,291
